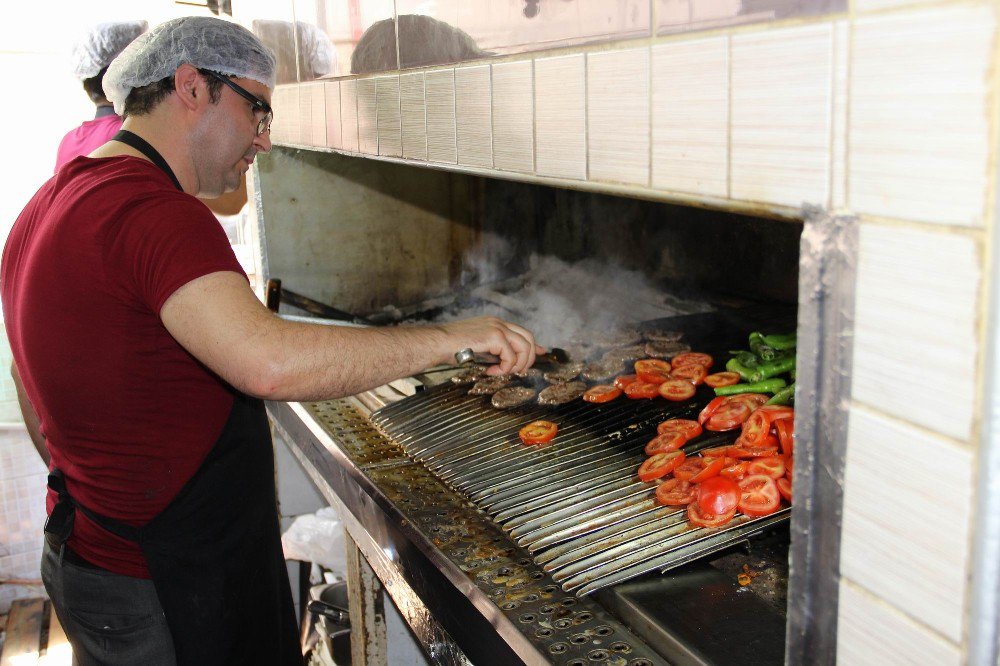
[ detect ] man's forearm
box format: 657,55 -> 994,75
11,361 -> 48,467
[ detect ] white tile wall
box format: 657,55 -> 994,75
357,78 -> 378,155
534,54 -> 587,180
275,85 -> 300,146
587,48 -> 650,186
324,81 -> 342,150
731,23 -> 832,207
310,83 -> 327,147
296,84 -> 313,146
849,4 -> 993,226
425,69 -> 457,164
651,37 -> 728,198
0,428 -> 47,613
491,61 -> 534,173
837,580 -> 962,666
831,20 -> 849,209
400,72 -> 427,161
841,405 -> 973,643
852,224 -> 979,441
376,75 -> 402,158
455,65 -> 493,168
340,79 -> 359,152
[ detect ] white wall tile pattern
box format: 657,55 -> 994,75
455,65 -> 493,168
0,429 -> 47,613
840,405 -> 973,643
587,48 -> 650,186
376,75 -> 402,158
852,224 -> 979,440
425,69 -> 457,164
296,84 -> 313,146
534,54 -> 587,180
849,5 -> 993,226
731,23 -> 832,207
399,73 -> 427,160
651,37 -> 728,198
491,61 -> 534,173
340,79 -> 359,152
831,20 -> 849,209
357,78 -> 378,155
837,580 -> 961,666
274,85 -> 300,146
324,81 -> 342,150
309,83 -> 327,147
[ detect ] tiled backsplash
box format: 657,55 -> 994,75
0,427 -> 47,613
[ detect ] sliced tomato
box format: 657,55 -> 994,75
655,478 -> 697,506
699,445 -> 730,458
761,432 -> 780,449
704,371 -> 741,388
644,431 -> 686,456
726,393 -> 769,410
704,402 -> 752,431
689,456 -> 726,483
785,457 -> 794,480
624,381 -> 661,400
747,456 -> 786,480
672,352 -> 714,369
673,457 -> 707,482
776,477 -> 793,503
582,384 -> 622,403
720,460 -> 750,481
726,443 -> 779,459
658,379 -> 696,402
638,450 -> 685,482
740,410 -> 774,447
519,420 -> 558,445
657,419 -> 703,440
756,405 -> 795,420
774,418 -> 794,456
614,374 -> 639,390
698,396 -> 727,425
697,476 -> 741,516
671,363 -> 707,386
687,502 -> 736,528
634,359 -> 672,384
738,475 -> 782,517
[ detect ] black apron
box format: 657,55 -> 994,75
44,132 -> 301,665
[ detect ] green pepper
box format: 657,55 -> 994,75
766,383 -> 796,405
730,351 -> 761,368
762,332 -> 797,350
726,357 -> 757,382
714,378 -> 787,396
749,356 -> 796,383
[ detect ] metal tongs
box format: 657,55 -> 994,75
454,347 -> 569,367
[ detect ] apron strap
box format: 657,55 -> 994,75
45,469 -> 142,545
111,130 -> 183,192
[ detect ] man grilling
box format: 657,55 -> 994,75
2,16 -> 539,666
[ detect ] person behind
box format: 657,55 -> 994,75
55,21 -> 147,172
3,15 -> 539,666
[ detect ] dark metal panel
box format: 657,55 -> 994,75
784,208 -> 858,664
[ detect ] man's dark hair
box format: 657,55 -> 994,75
82,67 -> 110,105
122,68 -> 224,118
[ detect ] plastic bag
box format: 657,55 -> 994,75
281,507 -> 347,577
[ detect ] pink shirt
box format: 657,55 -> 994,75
54,114 -> 122,172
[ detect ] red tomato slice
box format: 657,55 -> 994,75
672,352 -> 714,369
624,381 -> 661,399
738,475 -> 782,517
777,477 -> 793,503
761,432 -> 780,449
582,384 -> 622,403
697,476 -> 741,516
658,379 -> 696,402
689,456 -> 726,483
747,456 -> 786,480
785,457 -> 794,480
704,371 -> 741,388
614,374 -> 639,390
726,443 -> 779,459
634,359 -> 672,384
673,457 -> 707,482
698,396 -> 727,425
705,402 -> 752,431
655,478 -> 697,506
687,502 -> 736,528
720,460 -> 749,481
756,405 -> 795,420
740,410 -> 774,447
644,432 -> 687,456
774,418 -> 794,456
519,420 -> 557,445
657,419 -> 703,440
671,363 -> 707,386
638,450 -> 685,482
725,394 -> 769,410
699,445 -> 730,458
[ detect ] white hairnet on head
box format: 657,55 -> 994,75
104,16 -> 276,115
72,21 -> 148,81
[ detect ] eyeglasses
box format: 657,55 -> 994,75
204,71 -> 273,136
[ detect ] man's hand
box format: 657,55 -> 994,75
436,316 -> 543,376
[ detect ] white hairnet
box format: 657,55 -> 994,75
71,21 -> 148,81
104,16 -> 276,116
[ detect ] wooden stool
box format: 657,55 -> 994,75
0,598 -> 72,666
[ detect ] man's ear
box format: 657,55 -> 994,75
173,64 -> 204,112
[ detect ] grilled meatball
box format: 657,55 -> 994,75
491,386 -> 537,409
451,365 -> 488,384
582,359 -> 623,382
468,375 -> 516,395
537,381 -> 587,405
643,340 -> 692,360
543,361 -> 585,384
644,330 -> 684,343
601,344 -> 647,366
591,329 -> 643,348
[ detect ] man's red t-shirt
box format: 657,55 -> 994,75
1,156 -> 245,578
